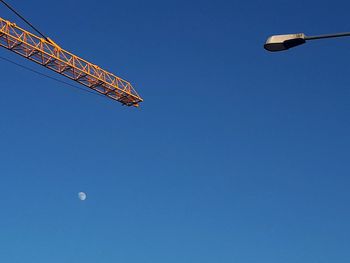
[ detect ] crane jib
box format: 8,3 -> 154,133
0,16 -> 142,106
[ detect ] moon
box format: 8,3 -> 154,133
78,192 -> 87,201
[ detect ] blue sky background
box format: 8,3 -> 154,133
0,0 -> 350,262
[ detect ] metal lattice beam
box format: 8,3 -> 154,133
0,17 -> 143,106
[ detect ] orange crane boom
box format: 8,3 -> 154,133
0,16 -> 143,106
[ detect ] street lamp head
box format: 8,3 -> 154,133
264,33 -> 306,52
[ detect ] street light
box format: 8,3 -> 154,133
264,32 -> 350,52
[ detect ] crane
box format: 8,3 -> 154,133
0,1 -> 143,107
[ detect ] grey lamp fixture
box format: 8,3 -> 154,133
264,32 -> 350,52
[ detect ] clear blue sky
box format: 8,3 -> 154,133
0,0 -> 350,262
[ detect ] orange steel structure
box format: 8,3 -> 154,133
0,16 -> 142,106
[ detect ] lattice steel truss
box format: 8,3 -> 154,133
0,17 -> 142,106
